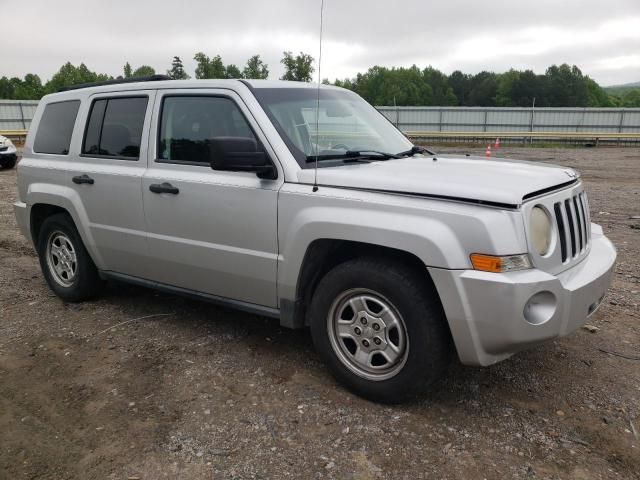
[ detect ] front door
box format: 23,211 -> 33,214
141,90 -> 282,308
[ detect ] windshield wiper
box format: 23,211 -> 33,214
306,150 -> 401,163
396,145 -> 436,157
344,150 -> 402,159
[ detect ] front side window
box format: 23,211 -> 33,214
158,96 -> 257,164
33,100 -> 81,155
82,96 -> 148,159
251,88 -> 413,168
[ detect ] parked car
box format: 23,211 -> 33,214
13,77 -> 616,402
0,134 -> 18,169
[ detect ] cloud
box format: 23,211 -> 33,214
2,0 -> 639,85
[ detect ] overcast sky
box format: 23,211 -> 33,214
3,0 -> 640,86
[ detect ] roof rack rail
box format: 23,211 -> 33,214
57,74 -> 171,92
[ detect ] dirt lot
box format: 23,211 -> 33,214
1,146 -> 639,479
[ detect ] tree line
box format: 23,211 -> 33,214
333,64 -> 639,108
0,52 -> 313,100
1,51 -> 638,107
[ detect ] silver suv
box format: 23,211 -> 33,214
14,77 -> 616,402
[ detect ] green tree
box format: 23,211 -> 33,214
167,56 -> 188,79
0,77 -> 22,99
466,71 -> 499,106
193,53 -> 227,79
542,64 -> 608,107
243,55 -> 269,79
370,66 -> 433,105
132,65 -> 156,77
225,64 -> 243,79
422,67 -> 457,106
621,89 -> 640,107
448,70 -> 471,106
44,62 -> 111,93
584,77 -> 611,107
123,62 -> 133,78
13,74 -> 44,99
495,69 -> 544,107
280,51 -> 314,82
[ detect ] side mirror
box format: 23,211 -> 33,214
209,137 -> 276,179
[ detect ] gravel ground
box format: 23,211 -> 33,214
0,146 -> 639,479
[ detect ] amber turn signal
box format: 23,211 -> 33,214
470,253 -> 532,273
470,254 -> 502,272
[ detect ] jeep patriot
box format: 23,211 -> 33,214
14,77 -> 616,402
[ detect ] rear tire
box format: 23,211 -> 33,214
36,213 -> 103,302
309,257 -> 451,403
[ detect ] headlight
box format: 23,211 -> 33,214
530,206 -> 552,256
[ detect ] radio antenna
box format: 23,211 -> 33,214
312,0 -> 325,192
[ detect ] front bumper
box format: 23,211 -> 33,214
429,224 -> 616,366
0,143 -> 17,155
0,145 -> 17,164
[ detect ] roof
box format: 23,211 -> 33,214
40,78 -> 342,103
242,79 -> 337,89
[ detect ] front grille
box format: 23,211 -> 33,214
553,191 -> 591,263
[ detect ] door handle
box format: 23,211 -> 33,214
72,174 -> 94,185
149,182 -> 179,195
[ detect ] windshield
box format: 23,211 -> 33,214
251,87 -> 413,167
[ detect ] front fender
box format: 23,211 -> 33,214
277,184 -> 527,302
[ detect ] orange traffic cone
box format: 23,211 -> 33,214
485,145 -> 492,157
494,137 -> 500,149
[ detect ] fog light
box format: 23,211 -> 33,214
523,291 -> 557,325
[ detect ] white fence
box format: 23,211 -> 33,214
376,106 -> 640,134
0,100 -> 39,130
2,101 -> 640,144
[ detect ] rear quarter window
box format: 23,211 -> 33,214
33,100 -> 81,155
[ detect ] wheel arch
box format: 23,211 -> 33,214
26,187 -> 103,268
30,203 -> 70,246
281,239 -> 444,330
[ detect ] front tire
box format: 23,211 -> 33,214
36,213 -> 103,302
309,257 -> 451,403
0,156 -> 17,170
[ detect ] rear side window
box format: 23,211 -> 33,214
158,96 -> 256,164
82,96 -> 148,159
33,100 -> 81,155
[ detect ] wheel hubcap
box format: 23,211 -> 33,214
327,288 -> 409,381
46,231 -> 77,287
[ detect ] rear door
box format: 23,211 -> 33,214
141,89 -> 282,307
68,91 -> 155,278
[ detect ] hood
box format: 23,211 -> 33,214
297,155 -> 579,208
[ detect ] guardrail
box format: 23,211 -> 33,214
3,129 -> 640,149
405,130 -> 640,145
